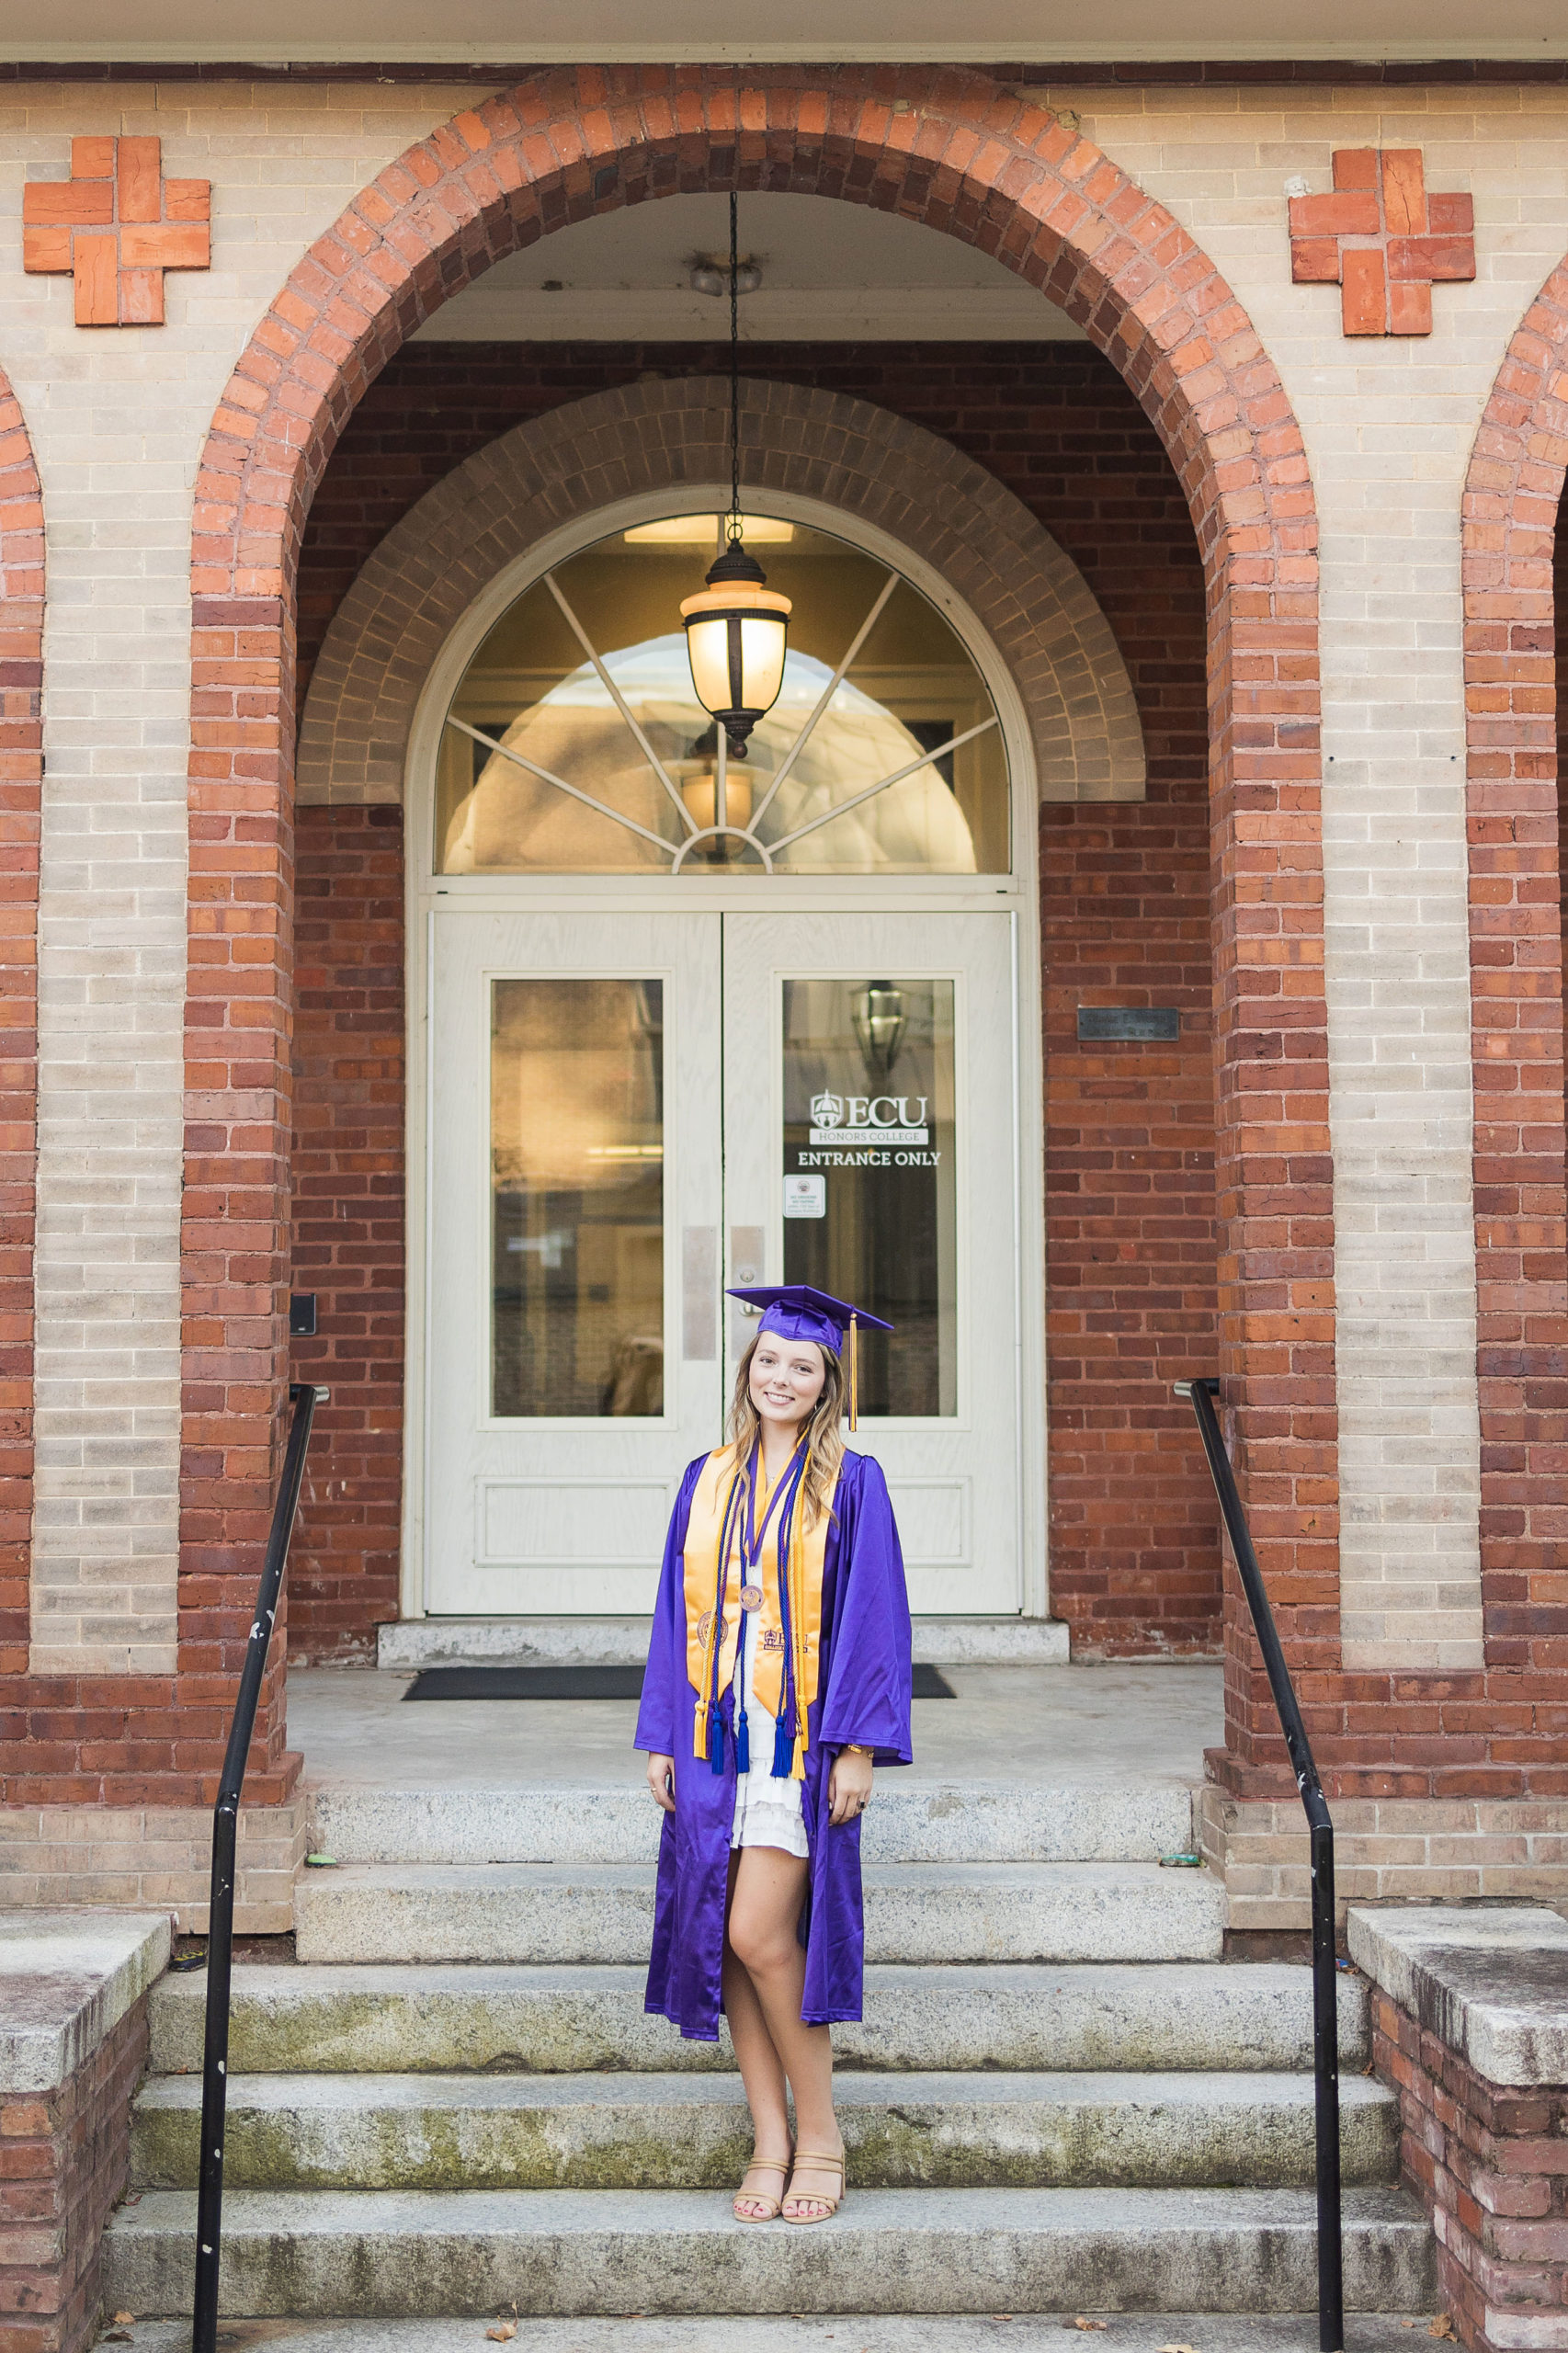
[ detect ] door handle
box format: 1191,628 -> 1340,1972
729,1225 -> 766,1358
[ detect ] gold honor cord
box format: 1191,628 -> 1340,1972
848,1314 -> 858,1433
692,1462 -> 746,1762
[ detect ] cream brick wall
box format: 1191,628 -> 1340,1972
0,1799 -> 306,1932
1198,1784 -> 1568,1932
1065,85 -> 1568,1670
0,85 -> 480,1674
2,76 -> 1564,1674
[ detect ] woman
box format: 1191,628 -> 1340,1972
635,1283 -> 913,2227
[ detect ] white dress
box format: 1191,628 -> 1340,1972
726,1609 -> 809,1859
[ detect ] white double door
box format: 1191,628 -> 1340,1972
425,905 -> 1022,1617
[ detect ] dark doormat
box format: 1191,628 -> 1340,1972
403,1664 -> 958,1701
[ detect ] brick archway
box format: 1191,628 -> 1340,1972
187,63 -> 1330,1793
1460,260 -> 1568,1670
0,365 -> 41,1699
296,375 -> 1147,809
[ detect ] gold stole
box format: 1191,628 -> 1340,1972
682,1447 -> 836,1776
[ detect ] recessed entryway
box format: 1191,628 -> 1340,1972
414,499 -> 1040,1621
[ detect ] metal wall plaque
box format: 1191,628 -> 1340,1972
1076,1006 -> 1181,1043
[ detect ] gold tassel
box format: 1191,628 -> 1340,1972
849,1313 -> 858,1433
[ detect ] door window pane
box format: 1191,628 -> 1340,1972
780,978 -> 957,1416
490,979 -> 665,1417
438,514 -> 1009,876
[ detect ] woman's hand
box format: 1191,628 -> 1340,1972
827,1747 -> 873,1825
646,1753 -> 676,1813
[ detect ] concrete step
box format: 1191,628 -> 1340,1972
112,2316 -> 1449,2353
131,2067 -> 1399,2193
375,1617 -> 1074,1671
104,2184 -> 1436,2317
150,1960 -> 1368,2079
307,1779 -> 1195,1866
292,1860 -> 1226,1966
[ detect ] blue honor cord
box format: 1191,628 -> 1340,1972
707,1441 -> 808,1780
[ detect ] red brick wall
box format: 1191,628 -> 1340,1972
288,805 -> 405,1662
1375,1984 -> 1563,2352
292,339 -> 1220,1657
1556,470 -> 1568,1026
0,1999 -> 147,2353
1463,275 -> 1568,1689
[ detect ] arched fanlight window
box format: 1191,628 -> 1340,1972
436,510 -> 1010,877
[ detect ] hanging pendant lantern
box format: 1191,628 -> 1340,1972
681,543 -> 790,762
681,193 -> 790,761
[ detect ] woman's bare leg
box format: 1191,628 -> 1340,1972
722,1855 -> 794,2216
726,1845 -> 842,2218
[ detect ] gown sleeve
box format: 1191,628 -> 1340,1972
633,1454 -> 706,1756
816,1451 -> 914,1767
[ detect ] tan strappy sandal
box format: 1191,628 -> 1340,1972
733,2151 -> 792,2222
781,2148 -> 845,2223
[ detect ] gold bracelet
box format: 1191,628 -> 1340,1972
845,1743 -> 874,1758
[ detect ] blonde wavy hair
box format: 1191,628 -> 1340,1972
724,1332 -> 846,1529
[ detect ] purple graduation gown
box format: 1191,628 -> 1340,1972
633,1447 -> 913,2041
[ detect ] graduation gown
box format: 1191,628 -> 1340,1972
634,1445 -> 913,2041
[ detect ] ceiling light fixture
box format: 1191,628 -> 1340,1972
689,253 -> 762,297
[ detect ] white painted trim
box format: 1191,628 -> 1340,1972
414,291 -> 1092,344
401,480 -> 1050,1623
7,39 -> 1565,63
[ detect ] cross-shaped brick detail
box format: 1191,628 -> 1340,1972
22,137 -> 210,326
1290,149 -> 1474,335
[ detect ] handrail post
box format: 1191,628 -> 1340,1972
191,1381 -> 323,2353
1311,1814 -> 1345,2350
1175,1377 -> 1344,2353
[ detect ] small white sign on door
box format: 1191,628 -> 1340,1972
783,1174 -> 826,1219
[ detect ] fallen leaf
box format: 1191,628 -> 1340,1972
113,2318 -> 135,2328
484,2326 -> 516,2343
1074,2326 -> 1109,2336
1429,2323 -> 1456,2343
1158,2344 -> 1200,2352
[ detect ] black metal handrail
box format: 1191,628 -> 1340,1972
1176,1375 -> 1343,2353
192,1380 -> 324,2353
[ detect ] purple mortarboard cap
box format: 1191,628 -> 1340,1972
725,1283 -> 893,1351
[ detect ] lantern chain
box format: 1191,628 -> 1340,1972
728,189 -> 741,547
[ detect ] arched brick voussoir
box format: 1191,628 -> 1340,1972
187,62 -> 1332,1794
195,66 -> 1316,613
297,376 -> 1147,811
1460,254 -> 1568,1668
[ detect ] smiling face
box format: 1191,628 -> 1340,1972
747,1331 -> 828,1437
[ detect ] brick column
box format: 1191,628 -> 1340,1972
1462,262 -> 1568,1674
0,1915 -> 168,2353
0,369 -> 41,1692
1353,1905 -> 1568,2352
